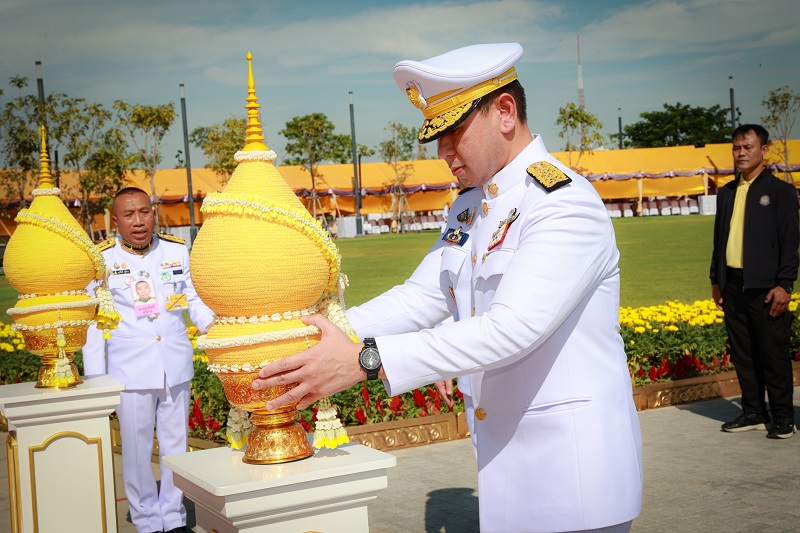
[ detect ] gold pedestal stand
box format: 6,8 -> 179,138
244,406 -> 314,464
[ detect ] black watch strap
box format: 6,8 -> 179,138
359,338 -> 381,380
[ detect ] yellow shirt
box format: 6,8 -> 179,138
726,178 -> 752,268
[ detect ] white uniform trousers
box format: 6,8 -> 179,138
116,381 -> 190,532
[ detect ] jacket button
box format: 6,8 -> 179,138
475,407 -> 486,420
156,336 -> 161,341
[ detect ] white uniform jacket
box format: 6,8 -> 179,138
348,135 -> 643,533
83,236 -> 215,390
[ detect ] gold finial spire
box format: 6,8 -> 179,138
243,51 -> 268,151
37,125 -> 55,189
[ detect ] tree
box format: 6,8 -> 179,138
378,122 -> 421,233
113,100 -> 176,230
51,98 -> 130,238
555,103 -> 605,170
0,77 -> 42,206
762,86 -> 800,184
623,103 -> 729,148
190,116 -> 247,186
280,113 -> 351,223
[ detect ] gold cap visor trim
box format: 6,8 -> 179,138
418,99 -> 480,144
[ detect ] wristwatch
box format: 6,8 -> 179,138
358,338 -> 382,380
780,282 -> 794,294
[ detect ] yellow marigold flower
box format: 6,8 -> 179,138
634,326 -> 645,334
629,340 -> 635,345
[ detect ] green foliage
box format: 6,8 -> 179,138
188,359 -> 228,442
190,116 -> 247,185
761,86 -> 800,183
623,102 -> 730,148
280,113 -> 349,186
555,102 -> 605,169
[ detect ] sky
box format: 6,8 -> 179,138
1,0 -> 799,169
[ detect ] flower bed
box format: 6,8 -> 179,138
3,295 -> 800,447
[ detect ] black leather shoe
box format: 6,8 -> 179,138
766,418 -> 796,439
721,413 -> 768,432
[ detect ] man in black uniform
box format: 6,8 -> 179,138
710,123 -> 799,439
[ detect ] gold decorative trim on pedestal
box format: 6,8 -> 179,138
6,432 -> 21,533
28,431 -> 108,533
346,413 -> 468,450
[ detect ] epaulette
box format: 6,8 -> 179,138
526,161 -> 572,192
96,238 -> 115,252
458,187 -> 475,196
158,233 -> 186,245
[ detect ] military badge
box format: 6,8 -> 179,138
487,208 -> 520,251
457,208 -> 475,225
760,195 -> 770,206
527,161 -> 572,192
488,183 -> 499,195
442,226 -> 469,246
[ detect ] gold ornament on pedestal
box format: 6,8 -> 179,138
191,52 -> 355,464
4,127 -> 120,388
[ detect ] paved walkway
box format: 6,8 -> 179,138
2,388 -> 799,532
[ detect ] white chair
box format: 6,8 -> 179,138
621,202 -> 634,217
659,200 -> 672,216
669,200 -> 681,216
688,198 -> 699,214
679,199 -> 690,216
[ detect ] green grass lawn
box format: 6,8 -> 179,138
0,215 -> 717,316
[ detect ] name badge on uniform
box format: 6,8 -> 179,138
165,293 -> 189,312
112,269 -> 130,276
131,275 -> 159,318
487,208 -> 520,251
442,226 -> 469,246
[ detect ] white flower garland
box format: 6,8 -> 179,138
233,149 -> 277,162
18,290 -> 88,300
7,297 -> 99,316
216,304 -> 318,325
31,187 -> 62,197
12,319 -> 94,332
199,325 -> 319,374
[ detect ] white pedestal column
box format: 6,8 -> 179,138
164,442 -> 396,533
0,375 -> 124,533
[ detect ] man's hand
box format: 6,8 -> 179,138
765,286 -> 791,317
434,379 -> 455,410
252,314 -> 364,411
711,284 -> 724,311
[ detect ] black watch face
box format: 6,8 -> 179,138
360,347 -> 381,370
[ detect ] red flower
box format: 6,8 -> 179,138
428,386 -> 442,412
389,396 -> 403,414
454,387 -> 464,401
420,407 -> 428,417
207,415 -> 221,432
692,356 -> 705,372
649,366 -> 658,382
312,405 -> 319,421
354,406 -> 367,425
299,417 -> 312,432
376,396 -> 385,416
637,367 -> 645,377
190,397 -> 205,430
361,383 -> 371,409
413,389 -> 426,407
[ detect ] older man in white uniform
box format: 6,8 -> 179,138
84,187 -> 215,533
254,43 -> 643,533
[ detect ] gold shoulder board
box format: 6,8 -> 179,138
158,233 -> 186,245
96,238 -> 116,252
526,161 -> 572,192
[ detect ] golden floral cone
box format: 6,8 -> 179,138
192,53 -> 346,463
5,127 -> 119,388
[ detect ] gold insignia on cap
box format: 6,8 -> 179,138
419,101 -> 474,142
526,161 -> 572,192
488,183 -> 499,195
406,83 -> 427,110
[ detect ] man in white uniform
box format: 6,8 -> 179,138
84,187 -> 215,533
254,43 -> 643,533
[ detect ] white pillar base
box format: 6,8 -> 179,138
163,442 -> 396,533
0,375 -> 124,533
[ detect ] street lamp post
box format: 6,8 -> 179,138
179,83 -> 197,246
617,107 -> 623,150
729,76 -> 736,133
349,91 -> 362,236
